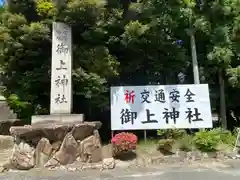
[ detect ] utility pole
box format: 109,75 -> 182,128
186,1 -> 201,85
186,29 -> 200,84
188,1 -> 201,133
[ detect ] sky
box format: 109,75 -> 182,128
0,0 -> 4,6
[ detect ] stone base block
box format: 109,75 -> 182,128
10,121 -> 101,144
31,114 -> 84,124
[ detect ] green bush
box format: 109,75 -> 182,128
214,128 -> 236,146
193,130 -> 218,152
157,129 -> 186,139
157,139 -> 175,154
177,135 -> 194,152
193,128 -> 236,152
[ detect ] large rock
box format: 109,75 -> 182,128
11,151 -> 35,170
102,158 -> 115,169
10,121 -> 102,145
10,141 -> 35,170
78,130 -> 102,163
51,141 -> 62,155
45,132 -> 78,167
35,138 -> 53,167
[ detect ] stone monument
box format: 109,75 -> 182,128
31,22 -> 83,124
4,22 -> 104,171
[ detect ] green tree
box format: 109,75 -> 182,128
108,0 -> 189,85
177,0 -> 240,127
0,0 -> 240,131
0,0 -> 119,122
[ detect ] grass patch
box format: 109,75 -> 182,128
110,128 -> 237,157
138,139 -> 158,146
174,135 -> 194,152
137,139 -> 159,155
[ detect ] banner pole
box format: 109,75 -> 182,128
144,130 -> 147,144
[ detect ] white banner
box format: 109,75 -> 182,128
110,84 -> 212,130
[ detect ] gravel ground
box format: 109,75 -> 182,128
1,161 -> 240,180
1,142 -> 240,180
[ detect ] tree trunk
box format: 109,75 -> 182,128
219,69 -> 227,129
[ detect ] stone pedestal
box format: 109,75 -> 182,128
0,98 -> 16,120
31,114 -> 84,124
0,97 -> 22,135
5,121 -> 103,170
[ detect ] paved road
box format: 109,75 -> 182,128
1,163 -> 240,180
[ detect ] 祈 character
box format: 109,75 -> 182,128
124,90 -> 135,104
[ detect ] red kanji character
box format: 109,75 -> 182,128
124,90 -> 135,104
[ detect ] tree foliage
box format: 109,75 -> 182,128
0,0 -> 239,126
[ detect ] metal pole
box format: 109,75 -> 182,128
233,128 -> 240,152
190,33 -> 200,84
144,130 -> 147,144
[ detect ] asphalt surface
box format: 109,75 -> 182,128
1,164 -> 240,180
